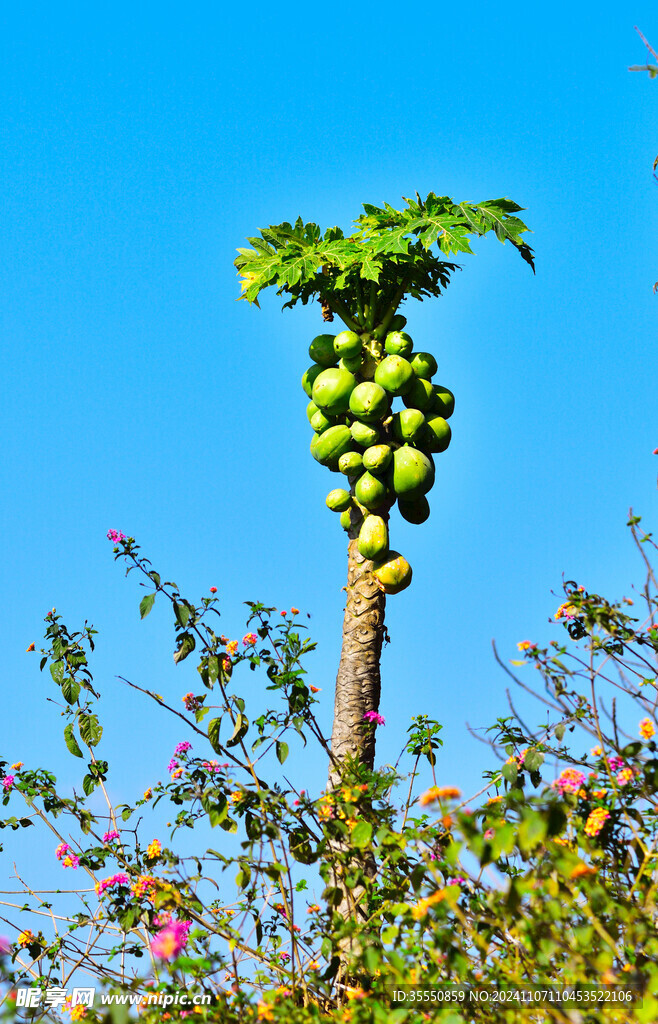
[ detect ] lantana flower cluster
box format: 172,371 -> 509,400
96,873 -> 131,896
55,842 -> 80,869
552,768 -> 586,795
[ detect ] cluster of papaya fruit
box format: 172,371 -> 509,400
302,315 -> 454,595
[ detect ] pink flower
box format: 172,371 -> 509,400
242,633 -> 258,647
616,767 -> 634,786
106,529 -> 126,544
0,936 -> 9,955
174,741 -> 192,756
96,873 -> 131,896
2,776 -> 15,792
484,829 -> 495,841
363,711 -> 386,726
448,876 -> 467,885
151,919 -> 191,960
167,759 -> 179,773
608,757 -> 624,772
279,951 -> 291,962
552,768 -> 586,795
102,831 -> 120,843
209,587 -> 218,594
182,693 -> 202,711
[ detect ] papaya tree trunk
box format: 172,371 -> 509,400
329,530 -> 386,783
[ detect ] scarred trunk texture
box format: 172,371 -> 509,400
328,532 -> 387,977
330,534 -> 386,780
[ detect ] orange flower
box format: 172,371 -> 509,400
26,643 -> 35,652
639,718 -> 655,740
290,607 -> 299,615
309,685 -> 321,693
570,863 -> 598,879
419,786 -> 461,805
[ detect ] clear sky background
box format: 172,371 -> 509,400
2,1 -> 657,896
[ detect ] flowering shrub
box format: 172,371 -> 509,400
1,518 -> 658,1021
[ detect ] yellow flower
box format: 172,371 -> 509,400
517,640 -> 536,651
146,838 -> 161,859
346,986 -> 367,1000
143,788 -> 152,801
11,762 -> 23,770
584,807 -> 610,837
590,746 -> 603,757
17,929 -> 35,946
256,1001 -> 274,1021
639,718 -> 655,740
70,1007 -> 87,1021
555,601 -> 578,620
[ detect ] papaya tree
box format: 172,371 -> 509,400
236,193 -> 534,782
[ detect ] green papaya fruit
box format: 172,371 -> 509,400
310,424 -> 353,468
410,352 -> 437,380
349,381 -> 389,423
398,495 -> 430,524
309,334 -> 338,367
358,515 -> 389,560
338,451 -> 364,476
340,509 -> 352,531
372,550 -> 413,594
334,330 -> 362,359
326,488 -> 352,512
374,354 -> 414,396
354,471 -> 388,511
389,446 -> 434,498
339,354 -> 363,373
306,400 -> 319,424
384,331 -> 413,357
310,408 -> 334,433
312,367 -> 357,415
392,408 -> 426,443
302,363 -> 324,398
351,420 -> 380,447
432,385 -> 455,419
402,377 -> 434,411
362,444 -> 392,473
389,313 -> 407,332
425,415 -> 451,453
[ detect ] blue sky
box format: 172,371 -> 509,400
2,0 -> 658,898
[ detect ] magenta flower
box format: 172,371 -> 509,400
167,759 -> 179,773
279,951 -> 291,962
106,529 -> 126,543
363,711 -> 386,726
174,741 -> 192,756
96,873 -> 131,896
608,756 -> 625,772
151,919 -> 191,960
2,776 -> 15,793
102,831 -> 120,844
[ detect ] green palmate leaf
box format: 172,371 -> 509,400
173,631 -> 195,664
64,723 -> 84,759
139,593 -> 156,619
235,191 -> 533,331
78,713 -> 102,747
